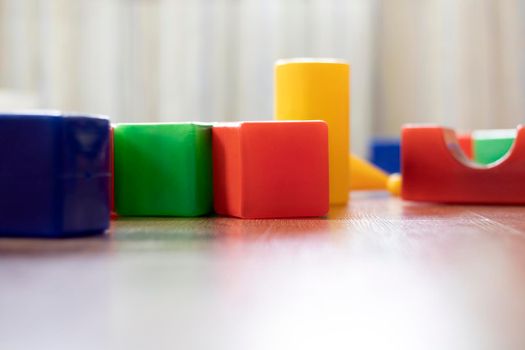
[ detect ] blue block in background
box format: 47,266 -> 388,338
369,137 -> 401,174
0,112 -> 111,238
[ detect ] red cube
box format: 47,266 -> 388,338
212,121 -> 329,218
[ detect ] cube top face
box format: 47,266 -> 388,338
114,123 -> 213,217
213,121 -> 329,219
0,113 -> 110,237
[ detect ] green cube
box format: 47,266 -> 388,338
114,123 -> 213,216
472,129 -> 516,165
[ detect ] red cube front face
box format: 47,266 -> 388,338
212,121 -> 329,219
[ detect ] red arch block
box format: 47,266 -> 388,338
212,121 -> 329,218
402,125 -> 525,204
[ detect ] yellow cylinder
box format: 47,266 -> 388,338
275,59 -> 350,205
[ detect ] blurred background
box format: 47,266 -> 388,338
0,0 -> 524,155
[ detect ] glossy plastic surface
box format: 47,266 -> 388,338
387,173 -> 402,197
348,154 -> 388,191
114,123 -> 213,216
275,60 -> 349,205
472,129 -> 515,165
213,121 -> 329,218
370,137 -> 400,174
457,133 -> 473,159
402,125 -> 525,204
0,113 -> 110,237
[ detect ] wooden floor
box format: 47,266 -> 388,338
2,192 -> 525,350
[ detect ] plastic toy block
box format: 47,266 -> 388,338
402,125 -> 525,204
275,59 -> 350,205
370,137 -> 400,174
0,112 -> 110,237
348,154 -> 388,191
212,121 -> 329,219
110,125 -> 116,218
457,133 -> 473,159
473,129 -> 515,165
387,173 -> 402,197
114,123 -> 213,216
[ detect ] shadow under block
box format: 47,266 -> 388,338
114,123 -> 213,216
472,129 -> 515,165
275,59 -> 349,205
212,121 -> 329,219
402,125 -> 525,204
0,113 -> 111,237
348,154 -> 388,191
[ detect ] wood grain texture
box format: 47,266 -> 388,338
1,192 -> 525,350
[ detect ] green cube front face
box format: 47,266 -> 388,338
114,123 -> 213,216
473,129 -> 516,165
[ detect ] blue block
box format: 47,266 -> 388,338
370,137 -> 401,174
0,112 -> 111,237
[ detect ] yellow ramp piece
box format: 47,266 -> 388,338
349,154 -> 388,191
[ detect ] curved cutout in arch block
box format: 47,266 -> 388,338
402,125 -> 525,204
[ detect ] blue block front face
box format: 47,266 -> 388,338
0,113 -> 110,237
370,138 -> 401,174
